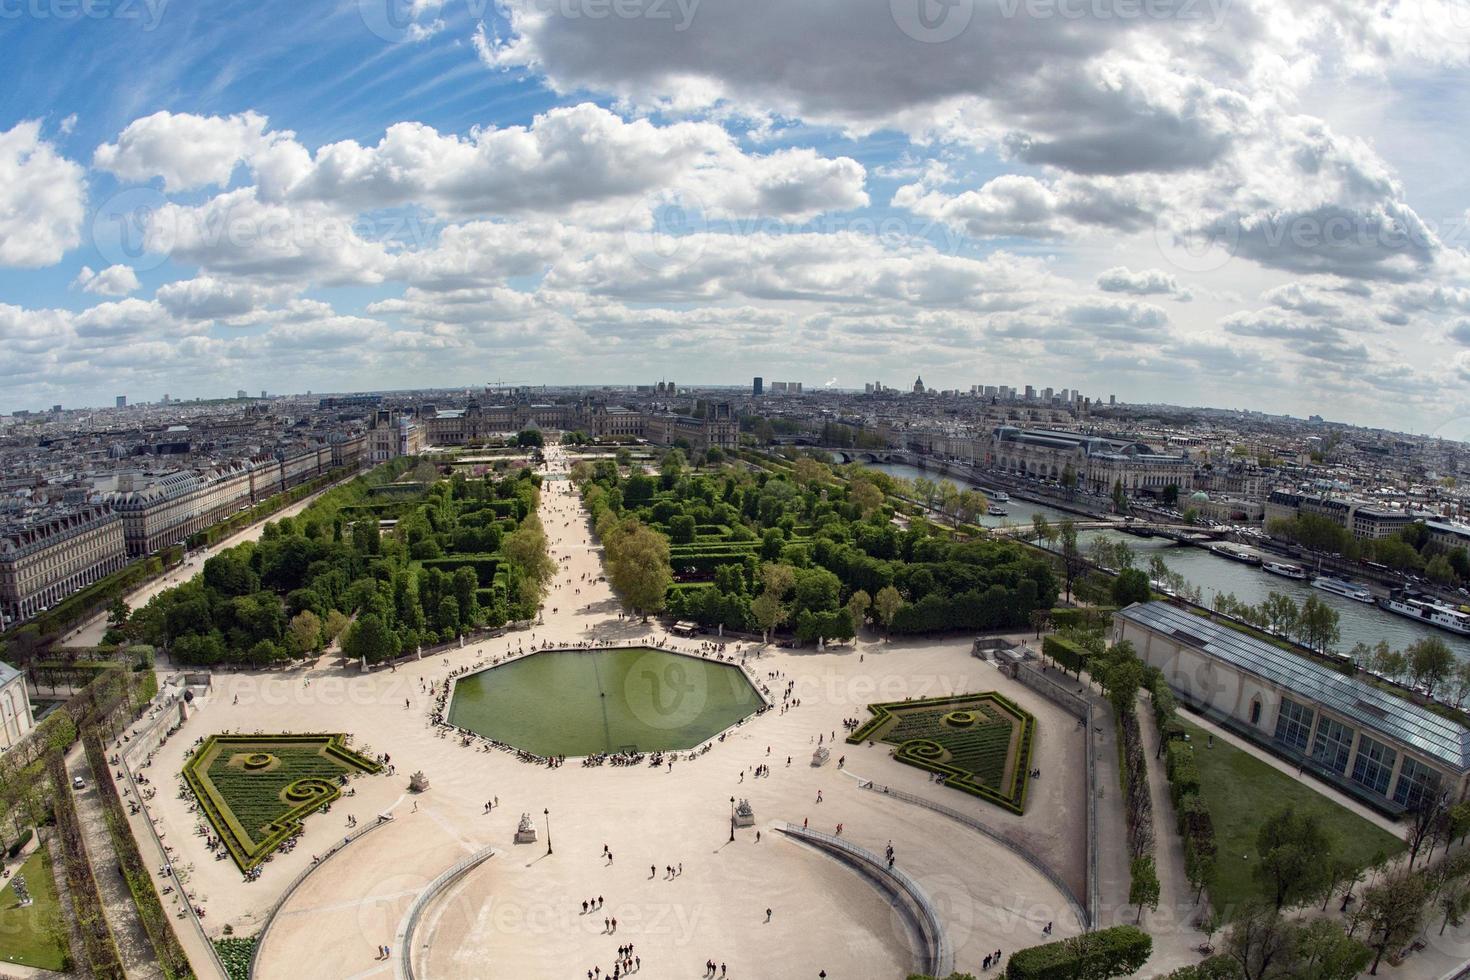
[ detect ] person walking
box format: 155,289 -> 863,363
765,907 -> 772,922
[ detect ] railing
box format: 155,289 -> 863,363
247,815 -> 394,978
395,845 -> 498,979
855,781 -> 1090,930
775,823 -> 951,977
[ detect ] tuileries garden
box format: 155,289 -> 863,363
3,440 -> 1456,980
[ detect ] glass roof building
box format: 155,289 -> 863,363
1114,601 -> 1470,815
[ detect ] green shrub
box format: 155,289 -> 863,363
7,827 -> 32,857
1004,925 -> 1152,979
1043,634 -> 1091,674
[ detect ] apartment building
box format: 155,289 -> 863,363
0,503 -> 128,624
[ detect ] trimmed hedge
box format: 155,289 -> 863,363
1048,606 -> 1117,630
1004,925 -> 1152,980
849,692 -> 1035,815
1042,634 -> 1092,675
182,734 -> 381,870
418,554 -> 501,586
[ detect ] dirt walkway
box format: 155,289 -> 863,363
65,748 -> 164,980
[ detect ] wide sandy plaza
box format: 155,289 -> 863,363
124,447 -> 1103,979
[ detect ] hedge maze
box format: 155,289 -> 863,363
183,734 -> 381,870
849,693 -> 1036,814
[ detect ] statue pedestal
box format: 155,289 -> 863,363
514,812 -> 538,844
734,799 -> 755,827
811,746 -> 830,768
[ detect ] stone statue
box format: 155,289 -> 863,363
10,874 -> 30,908
408,771 -> 429,793
811,746 -> 830,767
734,799 -> 755,827
514,812 -> 538,844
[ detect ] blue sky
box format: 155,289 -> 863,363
3,0 -> 1470,433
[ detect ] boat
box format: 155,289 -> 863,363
1209,543 -> 1262,566
988,505 -> 1009,517
989,491 -> 1010,503
1378,591 -> 1470,636
1311,576 -> 1375,604
1261,560 -> 1308,580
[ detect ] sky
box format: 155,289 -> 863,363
3,0 -> 1470,434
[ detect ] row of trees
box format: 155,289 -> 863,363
1207,589 -> 1342,654
581,451 -> 1058,639
1271,512 -> 1470,584
110,465 -> 552,666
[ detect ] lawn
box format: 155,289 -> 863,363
1178,719 -> 1405,912
0,848 -> 69,971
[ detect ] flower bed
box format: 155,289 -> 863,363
849,692 -> 1036,814
182,734 -> 381,871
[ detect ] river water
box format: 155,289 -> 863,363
863,461 -> 1470,660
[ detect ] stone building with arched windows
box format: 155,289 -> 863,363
986,426 -> 1192,494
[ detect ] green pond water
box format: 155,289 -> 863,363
447,647 -> 763,756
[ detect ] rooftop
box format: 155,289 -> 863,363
1117,600 -> 1470,772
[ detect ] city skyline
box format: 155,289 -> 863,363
4,1 -> 1470,433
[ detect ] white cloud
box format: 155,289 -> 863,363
72,264 -> 141,297
94,111 -> 286,192
0,121 -> 86,268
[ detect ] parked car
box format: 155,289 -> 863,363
72,775 -> 85,790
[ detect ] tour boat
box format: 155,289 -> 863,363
1377,591 -> 1470,636
1261,560 -> 1308,580
988,505 -> 1009,517
1208,543 -> 1262,566
1311,576 -> 1375,604
989,491 -> 1010,503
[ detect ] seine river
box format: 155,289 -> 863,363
863,461 -> 1470,660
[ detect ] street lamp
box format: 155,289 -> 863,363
544,808 -> 552,855
729,796 -> 736,843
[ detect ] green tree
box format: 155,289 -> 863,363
286,610 -> 323,657
1360,869 -> 1427,974
1112,568 -> 1152,606
1105,656 -> 1145,718
846,589 -> 871,630
873,585 -> 904,636
604,519 -> 673,619
1113,479 -> 1129,514
669,514 -> 697,544
1296,595 -> 1340,655
342,613 -> 396,664
1131,855 -> 1161,923
1408,636 -> 1455,699
1058,519 -> 1084,602
1254,806 -> 1334,910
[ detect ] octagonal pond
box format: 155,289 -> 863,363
446,647 -> 764,757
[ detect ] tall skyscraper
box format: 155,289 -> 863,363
753,377 -> 763,396
115,395 -> 126,408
